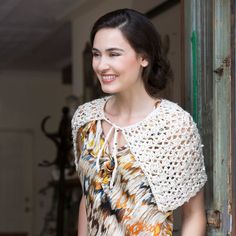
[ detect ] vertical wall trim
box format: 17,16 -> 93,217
184,0 -> 202,126
191,30 -> 198,122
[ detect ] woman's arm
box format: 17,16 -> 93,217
77,130 -> 87,236
78,195 -> 88,236
181,189 -> 206,236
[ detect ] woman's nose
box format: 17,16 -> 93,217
97,57 -> 110,72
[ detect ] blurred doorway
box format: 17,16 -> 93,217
0,130 -> 33,236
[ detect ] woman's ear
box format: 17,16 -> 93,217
139,55 -> 149,67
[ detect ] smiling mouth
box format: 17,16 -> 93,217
101,75 -> 117,83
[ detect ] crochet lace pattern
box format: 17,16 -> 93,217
72,96 -> 207,212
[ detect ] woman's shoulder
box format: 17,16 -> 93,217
161,99 -> 191,116
158,99 -> 196,128
75,96 -> 107,113
71,96 -> 109,130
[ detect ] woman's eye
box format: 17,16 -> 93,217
92,52 -> 100,57
110,53 -> 120,57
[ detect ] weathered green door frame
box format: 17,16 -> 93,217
184,0 -> 234,235
231,0 -> 236,235
212,1 -> 232,235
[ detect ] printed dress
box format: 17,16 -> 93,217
77,119 -> 173,236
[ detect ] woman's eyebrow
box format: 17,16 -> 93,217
92,47 -> 124,52
91,48 -> 99,52
106,48 -> 124,52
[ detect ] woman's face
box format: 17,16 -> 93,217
92,28 -> 148,95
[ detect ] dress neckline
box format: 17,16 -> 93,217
101,95 -> 164,130
97,120 -> 128,153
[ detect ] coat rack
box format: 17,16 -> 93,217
39,107 -> 78,236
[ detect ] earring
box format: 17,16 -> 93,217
141,61 -> 148,67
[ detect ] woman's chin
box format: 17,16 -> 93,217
100,85 -> 119,94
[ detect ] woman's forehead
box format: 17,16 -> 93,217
93,28 -> 130,48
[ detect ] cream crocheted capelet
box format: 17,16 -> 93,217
72,96 -> 207,212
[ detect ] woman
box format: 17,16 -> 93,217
72,9 -> 207,236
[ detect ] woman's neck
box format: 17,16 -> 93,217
105,89 -> 158,120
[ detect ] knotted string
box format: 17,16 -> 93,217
96,121 -> 121,188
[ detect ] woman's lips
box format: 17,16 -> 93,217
101,75 -> 117,84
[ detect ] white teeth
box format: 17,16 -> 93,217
102,75 -> 116,81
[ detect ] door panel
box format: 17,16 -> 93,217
0,130 -> 33,236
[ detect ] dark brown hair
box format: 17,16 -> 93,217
90,8 -> 172,98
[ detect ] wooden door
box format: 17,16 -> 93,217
184,0 -> 233,234
232,1 -> 236,234
0,130 -> 33,236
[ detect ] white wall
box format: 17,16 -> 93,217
0,70 -> 72,235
